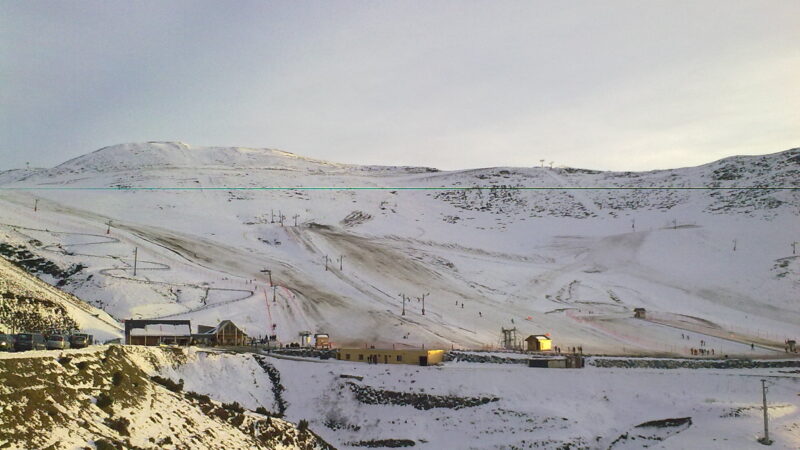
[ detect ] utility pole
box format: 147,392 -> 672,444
272,285 -> 277,303
631,219 -> 635,231
324,255 -> 329,271
279,211 -> 284,226
293,214 -> 299,227
733,239 -> 737,251
418,292 -> 429,315
540,159 -> 545,168
793,241 -> 797,255
399,294 -> 408,316
758,379 -> 772,445
106,220 -> 112,235
271,209 -> 275,223
338,255 -> 344,270
133,247 -> 138,276
34,199 -> 38,212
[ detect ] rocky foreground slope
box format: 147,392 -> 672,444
0,252 -> 121,339
0,346 -> 332,449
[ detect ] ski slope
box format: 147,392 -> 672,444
0,142 -> 797,355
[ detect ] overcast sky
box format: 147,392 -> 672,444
2,1 -> 798,171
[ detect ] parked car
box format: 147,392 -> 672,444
14,333 -> 47,351
0,334 -> 15,352
69,333 -> 93,349
46,334 -> 71,350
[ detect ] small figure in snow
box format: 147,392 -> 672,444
478,311 -> 482,317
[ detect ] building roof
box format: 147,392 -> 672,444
525,335 -> 551,341
129,324 -> 191,337
337,348 -> 444,354
195,320 -> 246,336
125,319 -> 191,337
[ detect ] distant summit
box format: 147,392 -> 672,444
52,142 -> 346,174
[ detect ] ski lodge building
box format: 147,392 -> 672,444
124,319 -> 192,346
194,320 -> 249,346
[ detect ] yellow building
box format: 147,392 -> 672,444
524,335 -> 552,351
337,348 -> 445,366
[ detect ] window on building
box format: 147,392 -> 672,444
345,354 -> 350,360
359,354 -> 364,360
396,355 -> 402,362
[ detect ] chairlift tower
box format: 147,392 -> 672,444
501,327 -> 519,350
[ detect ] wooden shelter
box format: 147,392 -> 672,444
634,308 -> 646,319
524,335 -> 552,352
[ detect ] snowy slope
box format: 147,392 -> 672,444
152,349 -> 800,450
0,143 -> 797,355
0,251 -> 122,340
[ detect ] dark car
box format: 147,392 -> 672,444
69,333 -> 93,349
0,334 -> 15,352
14,333 -> 47,351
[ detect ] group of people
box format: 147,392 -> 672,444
683,333 -> 716,356
553,346 -> 581,354
690,347 -> 713,356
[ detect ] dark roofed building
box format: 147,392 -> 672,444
124,319 -> 192,346
193,320 -> 248,346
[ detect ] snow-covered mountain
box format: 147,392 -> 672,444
0,143 -> 797,354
